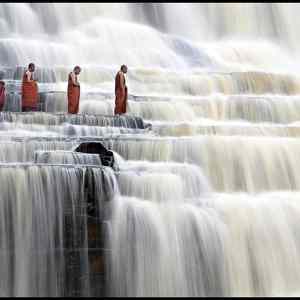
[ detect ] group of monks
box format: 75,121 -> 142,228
0,63 -> 128,115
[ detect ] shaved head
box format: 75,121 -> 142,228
28,63 -> 35,72
121,65 -> 128,73
73,66 -> 81,75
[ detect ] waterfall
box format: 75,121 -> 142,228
1,2 -> 300,297
0,163 -> 118,296
34,150 -> 102,165
108,193 -> 300,296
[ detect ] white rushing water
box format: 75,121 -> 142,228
1,2 -> 300,297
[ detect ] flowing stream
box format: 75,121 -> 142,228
1,3 -> 300,296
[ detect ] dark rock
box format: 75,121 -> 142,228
74,142 -> 115,168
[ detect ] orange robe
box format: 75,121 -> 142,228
68,72 -> 80,114
114,71 -> 127,115
0,82 -> 5,111
22,71 -> 38,110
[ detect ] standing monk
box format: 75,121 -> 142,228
114,65 -> 128,115
22,63 -> 38,112
0,80 -> 5,111
68,66 -> 81,114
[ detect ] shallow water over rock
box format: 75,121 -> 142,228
1,3 -> 300,297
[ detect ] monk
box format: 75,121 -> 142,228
67,66 -> 81,114
0,80 -> 5,111
114,65 -> 128,115
22,63 -> 38,112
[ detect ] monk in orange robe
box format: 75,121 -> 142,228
0,80 -> 5,111
68,66 -> 81,114
22,63 -> 38,112
114,65 -> 128,115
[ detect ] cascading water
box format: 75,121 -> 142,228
0,164 -> 116,296
1,2 -> 300,297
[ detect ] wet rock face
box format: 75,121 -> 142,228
0,111 -> 147,129
62,166 -> 115,297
